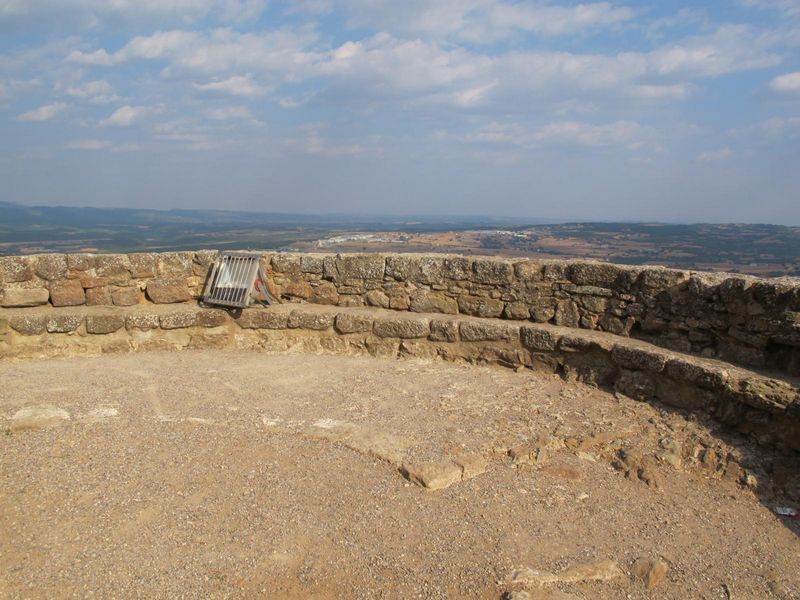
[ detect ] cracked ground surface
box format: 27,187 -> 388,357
1,349 -> 799,599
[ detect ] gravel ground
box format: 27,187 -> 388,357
1,350 -> 798,599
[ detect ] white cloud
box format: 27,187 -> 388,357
740,0 -> 800,17
63,79 -> 120,103
202,105 -> 263,125
342,0 -> 636,43
193,74 -> 268,97
65,139 -> 140,152
289,125 -> 365,157
697,147 -> 734,162
99,105 -> 162,127
0,0 -> 268,26
731,116 -> 800,138
473,119 -> 645,148
15,102 -> 67,122
770,71 -> 800,92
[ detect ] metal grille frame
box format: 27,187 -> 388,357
202,252 -> 272,309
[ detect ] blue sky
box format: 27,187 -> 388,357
1,0 -> 799,223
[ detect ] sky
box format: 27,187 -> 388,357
1,1 -> 799,224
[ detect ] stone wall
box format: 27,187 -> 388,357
1,303 -> 798,452
1,251 -> 799,375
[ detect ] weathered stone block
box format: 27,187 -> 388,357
86,314 -> 125,334
409,289 -> 458,314
49,280 -> 85,307
288,310 -> 334,330
1,287 -> 49,307
160,311 -> 197,330
156,252 -> 193,277
10,315 -> 46,335
66,254 -> 93,272
272,254 -> 302,275
95,254 -> 130,277
300,255 -> 324,274
566,262 -> 624,288
459,321 -> 517,342
46,314 -> 82,333
85,287 -> 112,305
196,309 -> 228,328
365,289 -> 390,308
111,287 -> 141,306
513,261 -> 543,283
126,313 -> 160,331
373,317 -> 429,338
329,255 -> 385,282
237,310 -> 289,329
443,257 -> 471,281
457,295 -> 505,318
283,281 -> 314,300
429,320 -> 458,342
34,255 -> 67,281
503,302 -> 530,320
386,256 -> 444,284
0,256 -> 34,283
554,300 -> 580,327
310,282 -> 339,305
128,253 -> 157,278
472,259 -> 514,284
146,279 -> 192,304
334,313 -> 373,334
520,327 -> 559,351
637,268 -> 689,291
611,344 -> 667,373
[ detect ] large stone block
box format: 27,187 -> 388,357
373,316 -> 429,338
236,309 -> 289,329
146,279 -> 192,304
1,286 -> 49,307
126,313 -> 160,331
128,253 -> 157,278
328,255 -> 386,282
429,320 -> 458,342
34,255 -> 68,281
156,252 -> 194,277
310,282 -> 339,306
0,256 -> 34,283
520,326 -> 559,351
554,300 -> 580,327
335,313 -> 373,333
95,254 -> 130,277
472,259 -> 514,284
288,310 -> 335,330
459,321 -> 517,342
49,279 -> 85,307
611,344 -> 667,373
196,309 -> 228,328
10,315 -> 46,335
112,287 -> 141,307
66,254 -> 93,272
443,257 -> 472,281
457,295 -> 505,318
85,287 -> 112,305
637,268 -> 689,291
566,262 -> 626,288
386,256 -> 445,284
513,261 -> 543,283
409,289 -> 457,314
300,255 -> 324,275
46,314 -> 82,333
86,314 -> 125,334
160,311 -> 198,330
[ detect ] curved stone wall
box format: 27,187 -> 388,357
2,251 -> 799,376
1,301 -> 798,453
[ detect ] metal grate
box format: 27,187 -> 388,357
202,252 -> 273,309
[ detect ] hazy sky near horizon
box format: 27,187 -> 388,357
1,1 -> 799,224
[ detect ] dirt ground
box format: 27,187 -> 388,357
1,350 -> 799,599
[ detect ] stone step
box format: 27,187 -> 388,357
1,301 -> 798,450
